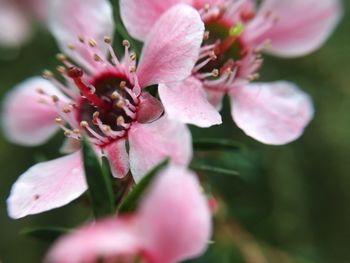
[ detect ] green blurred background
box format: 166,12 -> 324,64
0,1 -> 349,263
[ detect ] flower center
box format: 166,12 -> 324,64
67,67 -> 140,145
200,21 -> 245,74
192,2 -> 263,90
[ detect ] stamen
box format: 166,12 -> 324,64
88,39 -> 97,48
80,120 -> 109,143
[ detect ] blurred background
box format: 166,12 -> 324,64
0,1 -> 349,263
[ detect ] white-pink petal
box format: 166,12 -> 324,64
230,81 -> 314,145
138,165 -> 212,263
2,77 -> 67,146
48,0 -> 114,69
0,1 -> 32,47
159,77 -> 222,127
245,0 -> 343,57
137,4 -> 204,87
46,217 -> 140,263
128,116 -> 192,182
120,0 -> 192,41
7,151 -> 87,219
103,140 -> 129,178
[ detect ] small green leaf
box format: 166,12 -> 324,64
82,138 -> 115,218
191,164 -> 240,177
193,138 -> 242,151
21,227 -> 70,243
119,159 -> 169,213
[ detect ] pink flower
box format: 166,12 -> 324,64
2,0 -> 204,218
0,0 -> 47,47
120,0 -> 342,144
45,166 -> 212,263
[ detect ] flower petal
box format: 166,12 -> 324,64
136,92 -> 164,124
138,165 -> 212,263
206,89 -> 225,111
245,0 -> 343,57
48,0 -> 114,69
120,0 -> 191,41
128,116 -> 192,182
0,2 -> 31,47
7,151 -> 86,219
137,4 -> 204,87
230,81 -> 314,145
159,77 -> 222,127
46,217 -> 140,263
2,77 -> 68,146
103,140 -> 129,178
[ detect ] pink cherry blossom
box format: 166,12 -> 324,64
0,0 -> 47,47
3,0 -> 204,218
121,0 -> 342,144
45,166 -> 212,263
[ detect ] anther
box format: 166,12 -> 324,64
62,107 -> 71,113
130,52 -> 137,61
212,69 -> 219,77
93,54 -> 102,62
104,36 -> 112,44
129,66 -> 136,73
88,39 -> 97,47
55,117 -> 63,124
56,66 -> 66,74
111,91 -> 120,100
80,121 -> 89,128
67,43 -> 75,50
122,40 -> 130,48
42,70 -> 54,79
73,129 -> 80,134
203,4 -> 210,12
78,35 -> 85,43
36,87 -> 45,94
116,100 -> 125,108
56,53 -> 67,62
116,116 -> 125,126
52,95 -> 59,103
102,125 -> 111,133
64,130 -> 72,137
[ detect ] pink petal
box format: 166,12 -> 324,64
137,4 -> 204,87
2,77 -> 68,146
128,116 -> 192,182
230,81 -> 314,145
0,1 -> 31,47
138,166 -> 212,263
159,77 -> 222,127
120,0 -> 192,41
136,92 -> 164,124
46,217 -> 140,263
206,89 -> 225,111
103,140 -> 129,178
48,0 -> 114,69
7,151 -> 87,219
245,0 -> 343,57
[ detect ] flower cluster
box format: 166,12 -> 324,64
1,0 -> 342,262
